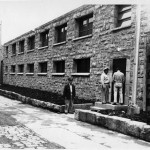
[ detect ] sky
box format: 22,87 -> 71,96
0,0 -> 148,44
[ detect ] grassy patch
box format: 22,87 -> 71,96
0,84 -> 95,105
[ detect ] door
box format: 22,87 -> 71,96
146,55 -> 150,110
0,60 -> 3,84
111,58 -> 126,103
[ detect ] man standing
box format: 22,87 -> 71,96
63,76 -> 76,114
101,67 -> 110,104
112,68 -> 125,105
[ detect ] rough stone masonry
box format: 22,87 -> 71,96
2,4 -> 150,110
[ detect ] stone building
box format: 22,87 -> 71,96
2,4 -> 150,110
0,22 -> 3,85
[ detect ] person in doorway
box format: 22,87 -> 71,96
101,67 -> 110,104
112,67 -> 125,105
63,76 -> 76,114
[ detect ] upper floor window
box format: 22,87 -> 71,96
6,46 -> 8,57
28,36 -> 35,50
116,5 -> 131,28
40,30 -> 49,47
38,62 -> 47,73
55,24 -> 67,43
11,65 -> 16,73
77,14 -> 93,37
19,40 -> 25,53
27,63 -> 34,73
53,60 -> 65,73
73,58 -> 90,73
18,64 -> 24,73
12,43 -> 16,56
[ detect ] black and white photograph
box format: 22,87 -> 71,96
0,0 -> 150,149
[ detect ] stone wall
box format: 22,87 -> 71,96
3,5 -> 144,105
136,5 -> 150,109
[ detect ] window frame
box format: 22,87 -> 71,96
116,5 -> 131,28
73,58 -> 90,73
39,30 -> 49,47
38,62 -> 48,73
11,65 -> 16,73
77,14 -> 93,37
5,46 -> 8,57
55,23 -> 67,43
19,40 -> 25,53
28,35 -> 35,50
12,43 -> 16,56
5,66 -> 8,73
18,64 -> 24,73
26,63 -> 34,73
53,60 -> 65,73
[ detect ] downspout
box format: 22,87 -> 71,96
143,34 -> 147,111
132,4 -> 141,105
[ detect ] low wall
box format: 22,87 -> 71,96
75,109 -> 150,142
0,89 -> 93,113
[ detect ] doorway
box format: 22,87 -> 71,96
0,61 -> 3,85
146,55 -> 150,110
111,58 -> 126,103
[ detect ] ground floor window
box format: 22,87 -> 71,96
73,58 -> 90,73
27,63 -> 34,73
5,66 -> 8,73
38,62 -> 47,73
11,65 -> 16,73
18,64 -> 24,73
53,60 -> 65,73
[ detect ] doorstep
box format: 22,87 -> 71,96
90,106 -> 106,112
94,102 -> 128,111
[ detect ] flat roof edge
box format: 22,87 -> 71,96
4,4 -> 97,45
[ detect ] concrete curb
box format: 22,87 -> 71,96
75,109 -> 150,142
0,89 -> 93,113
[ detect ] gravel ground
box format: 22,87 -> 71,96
0,111 -> 64,149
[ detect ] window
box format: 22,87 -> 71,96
116,5 -> 131,28
28,36 -> 35,50
78,14 -> 93,37
18,64 -> 24,73
27,63 -> 34,73
40,30 -> 49,47
6,46 -> 8,57
53,60 -> 65,73
56,24 -> 67,43
12,43 -> 16,55
5,66 -> 8,73
19,40 -> 25,53
11,65 -> 16,73
39,62 -> 47,73
73,58 -> 90,73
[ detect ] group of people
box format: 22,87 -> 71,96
101,67 -> 125,105
63,67 -> 125,114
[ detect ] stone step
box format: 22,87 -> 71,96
94,102 -> 128,111
90,106 -> 106,112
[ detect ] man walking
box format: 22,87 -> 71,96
63,76 -> 76,114
112,68 -> 125,105
101,67 -> 110,104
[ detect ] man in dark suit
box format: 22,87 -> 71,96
63,76 -> 76,114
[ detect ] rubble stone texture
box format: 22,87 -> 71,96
0,124 -> 63,149
3,5 -> 150,109
75,109 -> 150,142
